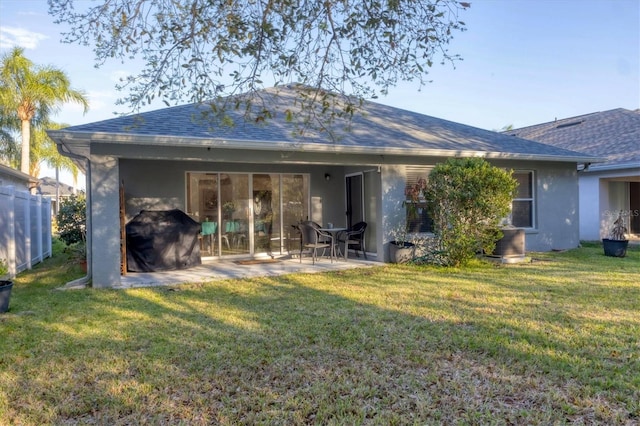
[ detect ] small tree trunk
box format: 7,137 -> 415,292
20,119 -> 30,175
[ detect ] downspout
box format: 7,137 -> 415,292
56,142 -> 92,289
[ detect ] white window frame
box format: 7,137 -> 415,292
511,170 -> 536,229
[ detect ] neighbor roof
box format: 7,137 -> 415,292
0,163 -> 37,187
48,85 -> 600,164
507,108 -> 640,170
36,176 -> 81,198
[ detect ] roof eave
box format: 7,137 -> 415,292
586,162 -> 640,172
47,130 -> 603,164
0,163 -> 38,183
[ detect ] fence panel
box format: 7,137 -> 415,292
30,194 -> 42,265
0,186 -> 52,278
41,199 -> 52,259
14,189 -> 29,274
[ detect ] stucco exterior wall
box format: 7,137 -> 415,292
579,166 -> 640,241
91,158 -> 352,287
119,159 -> 346,223
578,173 -> 601,240
530,163 -> 580,251
0,174 -> 29,190
0,165 -> 34,191
90,155 -> 122,288
380,165 -> 407,262
88,155 -> 582,287
379,161 -> 581,257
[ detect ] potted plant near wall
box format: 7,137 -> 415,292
602,211 -> 629,257
0,259 -> 12,314
389,225 -> 416,264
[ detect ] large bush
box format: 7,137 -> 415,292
424,158 -> 517,266
56,194 -> 86,246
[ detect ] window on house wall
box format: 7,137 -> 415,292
405,166 -> 433,233
511,171 -> 535,228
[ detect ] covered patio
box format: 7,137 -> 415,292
113,254 -> 379,289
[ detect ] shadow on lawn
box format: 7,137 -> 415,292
2,246 -> 639,424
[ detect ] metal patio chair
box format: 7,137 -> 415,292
338,221 -> 367,260
297,222 -> 333,264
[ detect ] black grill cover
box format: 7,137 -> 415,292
126,209 -> 202,272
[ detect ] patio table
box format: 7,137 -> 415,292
319,227 -> 347,260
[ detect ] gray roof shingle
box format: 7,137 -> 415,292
57,85 -> 599,163
36,176 -> 80,197
508,108 -> 640,168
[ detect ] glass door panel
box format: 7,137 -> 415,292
220,173 -> 250,256
282,174 -> 309,254
253,174 -> 281,256
186,173 -> 218,256
199,175 -> 218,255
187,172 -> 308,258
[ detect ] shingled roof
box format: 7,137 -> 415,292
507,108 -> 640,169
50,85 -> 599,164
36,176 -> 81,198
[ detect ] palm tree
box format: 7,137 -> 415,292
0,117 -> 19,167
0,47 -> 89,174
33,123 -> 79,181
33,123 -> 81,215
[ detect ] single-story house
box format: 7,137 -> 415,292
36,176 -> 82,218
0,163 -> 37,191
508,108 -> 640,241
47,85 -> 602,288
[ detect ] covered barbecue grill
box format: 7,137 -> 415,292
126,209 -> 202,272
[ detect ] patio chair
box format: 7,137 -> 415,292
338,221 -> 367,260
301,220 -> 337,254
220,220 -> 248,251
200,221 -> 217,255
298,222 -> 333,264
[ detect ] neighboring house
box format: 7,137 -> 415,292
0,163 -> 37,191
47,85 -> 601,288
36,176 -> 80,217
508,108 -> 640,241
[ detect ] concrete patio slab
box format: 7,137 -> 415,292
114,255 -> 380,289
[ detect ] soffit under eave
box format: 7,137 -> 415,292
48,130 -> 603,166
90,143 -> 602,169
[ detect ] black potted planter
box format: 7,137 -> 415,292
602,238 -> 628,258
389,241 -> 415,263
603,211 -> 629,258
0,280 -> 13,313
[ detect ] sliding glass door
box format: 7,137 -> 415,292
220,174 -> 250,256
187,172 -> 308,258
253,174 -> 279,256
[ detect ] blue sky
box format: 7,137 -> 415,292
1,0 -> 639,183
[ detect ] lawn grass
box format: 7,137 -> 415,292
1,242 -> 639,424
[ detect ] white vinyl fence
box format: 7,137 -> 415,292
0,186 -> 52,278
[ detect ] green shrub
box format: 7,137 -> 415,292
0,258 -> 8,277
424,157 -> 517,266
56,195 -> 86,246
51,237 -> 67,256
